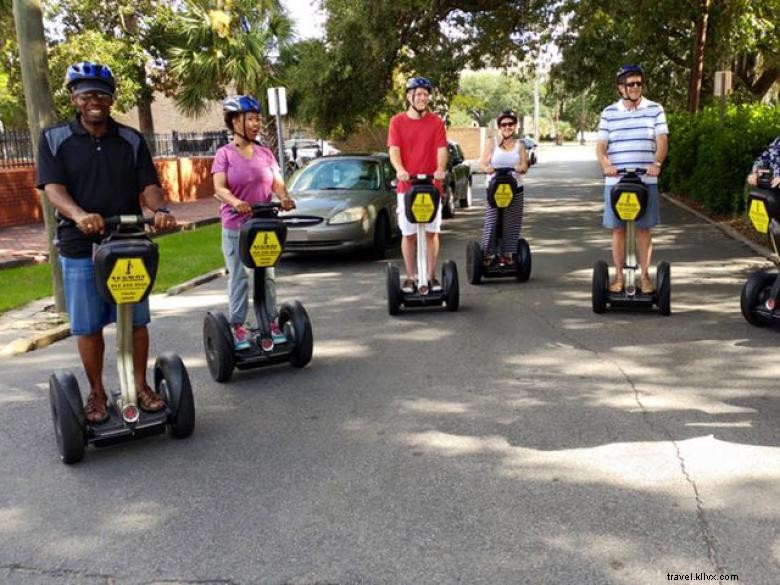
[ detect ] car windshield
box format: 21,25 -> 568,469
291,160 -> 381,191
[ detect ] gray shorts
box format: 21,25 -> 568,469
602,183 -> 660,229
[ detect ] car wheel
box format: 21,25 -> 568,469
459,181 -> 472,208
442,184 -> 455,219
371,213 -> 390,260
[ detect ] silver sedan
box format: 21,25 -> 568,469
281,154 -> 399,258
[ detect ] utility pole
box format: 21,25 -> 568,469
12,0 -> 65,312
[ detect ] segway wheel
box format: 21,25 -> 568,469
49,371 -> 86,464
203,312 -> 235,383
740,271 -> 775,327
592,260 -> 609,314
386,263 -> 402,315
466,241 -> 483,285
516,238 -> 532,282
154,352 -> 195,439
280,301 -> 313,368
443,261 -> 460,312
655,261 -> 671,316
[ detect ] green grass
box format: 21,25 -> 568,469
0,223 -> 224,315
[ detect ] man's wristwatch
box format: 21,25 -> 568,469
653,161 -> 663,168
154,207 -> 170,214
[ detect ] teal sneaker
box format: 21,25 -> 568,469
270,321 -> 287,344
232,323 -> 251,350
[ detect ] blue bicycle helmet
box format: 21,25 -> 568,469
222,95 -> 262,113
405,76 -> 433,93
616,64 -> 644,83
65,61 -> 116,95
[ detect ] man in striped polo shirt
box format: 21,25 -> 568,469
596,64 -> 669,294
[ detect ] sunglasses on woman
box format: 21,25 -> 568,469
499,122 -> 516,128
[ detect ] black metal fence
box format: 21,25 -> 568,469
0,130 -> 35,167
0,129 -> 229,167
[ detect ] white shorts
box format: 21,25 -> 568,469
396,193 -> 442,236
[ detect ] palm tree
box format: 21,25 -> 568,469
166,0 -> 292,149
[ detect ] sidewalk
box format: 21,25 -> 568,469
0,197 -> 222,356
0,197 -> 221,268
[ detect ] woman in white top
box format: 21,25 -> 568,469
478,110 -> 528,266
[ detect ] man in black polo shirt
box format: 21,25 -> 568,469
37,61 -> 176,424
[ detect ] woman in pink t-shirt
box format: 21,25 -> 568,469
211,95 -> 295,350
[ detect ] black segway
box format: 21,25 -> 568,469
49,215 -> 195,464
741,169 -> 780,327
203,202 -> 313,382
592,168 -> 671,315
466,167 -> 531,284
386,175 -> 459,315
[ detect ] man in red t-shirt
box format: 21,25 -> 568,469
387,76 -> 448,293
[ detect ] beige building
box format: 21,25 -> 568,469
113,93 -> 224,133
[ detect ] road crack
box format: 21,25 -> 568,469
525,303 -> 727,574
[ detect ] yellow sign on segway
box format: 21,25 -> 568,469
250,230 -> 282,267
615,192 -> 641,221
494,183 -> 514,208
411,193 -> 435,223
749,199 -> 770,234
107,258 -> 151,304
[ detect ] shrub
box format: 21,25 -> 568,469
663,105 -> 780,215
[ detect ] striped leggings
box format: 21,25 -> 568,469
481,187 -> 524,255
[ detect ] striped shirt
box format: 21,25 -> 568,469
598,97 -> 669,185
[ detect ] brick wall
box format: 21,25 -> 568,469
0,156 -> 214,227
0,168 -> 43,227
447,127 -> 485,160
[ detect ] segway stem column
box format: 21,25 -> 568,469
416,223 -> 429,295
116,305 -> 139,423
624,221 -> 638,296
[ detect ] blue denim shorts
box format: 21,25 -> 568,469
603,182 -> 660,229
59,255 -> 151,335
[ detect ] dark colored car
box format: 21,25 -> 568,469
281,154 -> 399,258
523,137 -> 538,165
443,140 -> 473,217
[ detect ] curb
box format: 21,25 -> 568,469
0,266 -> 227,358
167,268 -> 226,296
661,193 -> 776,260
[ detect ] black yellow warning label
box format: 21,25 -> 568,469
749,199 -> 769,234
250,231 -> 282,267
411,193 -> 435,223
615,192 -> 641,221
495,183 -> 514,208
107,258 -> 151,304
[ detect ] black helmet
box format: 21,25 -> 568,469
496,110 -> 518,125
616,64 -> 643,84
405,76 -> 433,93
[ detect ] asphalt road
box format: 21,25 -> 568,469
1,144 -> 778,585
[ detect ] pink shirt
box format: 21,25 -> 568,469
212,143 -> 280,230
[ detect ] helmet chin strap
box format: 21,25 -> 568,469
618,84 -> 640,103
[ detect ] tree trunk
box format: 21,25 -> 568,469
12,0 -> 65,313
137,84 -> 155,154
687,0 -> 710,113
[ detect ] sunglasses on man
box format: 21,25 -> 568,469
623,81 -> 643,88
75,92 -> 113,103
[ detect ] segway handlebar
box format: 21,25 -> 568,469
410,174 -> 436,185
611,167 -> 648,176
756,168 -> 776,190
493,167 -> 516,176
103,215 -> 154,228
